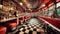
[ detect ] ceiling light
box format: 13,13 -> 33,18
42,4 -> 45,7
20,2 -> 23,6
39,10 -> 40,11
25,9 -> 27,10
29,9 -> 31,10
9,7 -> 14,10
28,9 -> 32,11
0,4 -> 3,8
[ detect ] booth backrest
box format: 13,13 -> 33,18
8,19 -> 17,23
39,16 -> 60,29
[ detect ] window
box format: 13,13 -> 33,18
48,5 -> 55,17
57,8 -> 60,16
44,9 -> 48,16
56,2 -> 60,8
56,2 -> 60,18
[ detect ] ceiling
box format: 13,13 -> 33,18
0,0 -> 59,12
13,0 -> 57,12
14,0 -> 44,12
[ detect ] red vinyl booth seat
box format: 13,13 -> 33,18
26,16 -> 31,19
8,23 -> 17,29
0,26 -> 7,34
7,19 -> 17,29
24,16 -> 30,20
39,16 -> 60,29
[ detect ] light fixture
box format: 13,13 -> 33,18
9,7 -> 14,10
19,2 -> 23,6
27,4 -> 32,8
0,4 -> 3,9
28,9 -> 32,11
39,10 -> 40,11
42,4 -> 45,7
10,7 -> 14,10
29,9 -> 31,10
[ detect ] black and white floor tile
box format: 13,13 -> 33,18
15,23 -> 45,34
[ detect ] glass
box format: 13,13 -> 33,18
57,8 -> 60,18
48,5 -> 55,17
44,9 -> 48,16
56,2 -> 60,19
56,2 -> 60,8
57,8 -> 60,14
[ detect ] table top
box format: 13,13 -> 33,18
0,16 -> 24,23
0,17 -> 17,23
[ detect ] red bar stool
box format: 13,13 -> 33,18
19,17 -> 24,24
27,16 -> 31,19
24,16 -> 27,20
0,26 -> 7,34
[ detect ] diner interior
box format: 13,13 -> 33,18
0,0 -> 60,34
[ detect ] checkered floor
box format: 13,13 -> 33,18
15,23 -> 45,34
